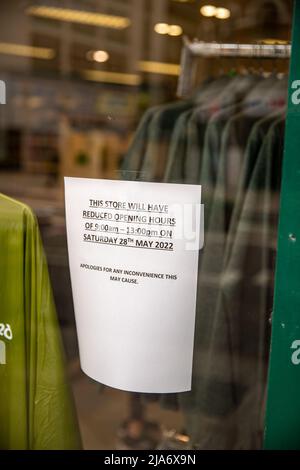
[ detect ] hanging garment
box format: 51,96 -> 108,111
222,110 -> 285,265
159,76 -> 242,411
186,117 -> 285,449
139,100 -> 193,181
219,117 -> 285,448
123,77 -> 217,183
164,108 -> 193,183
142,75 -> 218,182
177,110 -> 282,442
185,74 -> 262,186
199,75 -> 285,228
0,194 -> 82,450
121,105 -> 161,178
164,74 -> 262,187
160,75 -> 280,417
120,71 -> 287,448
198,105 -> 285,277
164,75 -> 233,184
192,99 -> 286,360
182,77 -> 286,447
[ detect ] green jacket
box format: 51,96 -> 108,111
0,194 -> 82,449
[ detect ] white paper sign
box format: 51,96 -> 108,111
65,177 -> 201,393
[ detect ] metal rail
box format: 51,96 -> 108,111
178,37 -> 291,97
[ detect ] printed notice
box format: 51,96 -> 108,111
65,177 -> 201,393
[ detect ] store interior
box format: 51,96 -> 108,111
0,0 -> 294,450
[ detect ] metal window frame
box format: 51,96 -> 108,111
264,0 -> 300,450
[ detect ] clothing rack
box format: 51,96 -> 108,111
177,37 -> 291,97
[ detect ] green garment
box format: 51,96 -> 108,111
0,194 -> 82,450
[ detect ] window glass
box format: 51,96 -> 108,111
0,0 -> 294,450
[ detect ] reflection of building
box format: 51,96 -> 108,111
0,0 -> 293,177
0,1 -> 294,79
0,0 -> 192,176
0,1 -> 204,84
